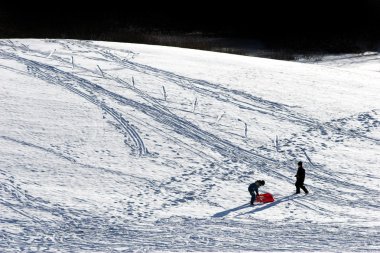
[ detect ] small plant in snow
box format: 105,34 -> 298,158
97,65 -> 104,77
162,86 -> 167,101
193,97 -> 198,112
47,49 -> 56,58
238,118 -> 248,138
274,135 -> 279,152
216,111 -> 225,123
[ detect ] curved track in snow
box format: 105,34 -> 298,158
0,39 -> 379,252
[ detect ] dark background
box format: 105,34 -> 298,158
1,1 -> 380,56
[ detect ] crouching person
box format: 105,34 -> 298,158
248,180 -> 265,206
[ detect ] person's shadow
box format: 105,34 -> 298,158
212,203 -> 251,218
212,194 -> 303,218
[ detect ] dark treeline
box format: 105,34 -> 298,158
1,1 -> 380,57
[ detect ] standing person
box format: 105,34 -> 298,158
248,180 -> 265,205
295,161 -> 309,194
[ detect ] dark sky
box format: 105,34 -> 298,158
1,0 -> 379,51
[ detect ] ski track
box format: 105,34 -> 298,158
0,39 -> 379,251
2,39 -> 379,205
71,40 -> 380,144
0,50 -> 279,166
1,211 -> 379,252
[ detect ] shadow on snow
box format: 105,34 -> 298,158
212,194 -> 304,218
212,203 -> 251,218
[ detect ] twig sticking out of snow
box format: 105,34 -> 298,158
275,135 -> 279,152
47,49 -> 56,58
193,98 -> 198,112
71,56 -> 74,69
132,76 -> 135,87
216,111 -> 225,123
162,86 -> 167,101
238,118 -> 248,138
97,65 -> 104,77
302,149 -> 315,167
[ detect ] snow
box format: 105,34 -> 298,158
0,39 -> 379,252
305,52 -> 380,73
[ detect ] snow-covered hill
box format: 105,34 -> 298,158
301,51 -> 380,73
0,39 -> 379,252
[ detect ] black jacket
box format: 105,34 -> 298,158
248,181 -> 261,195
295,167 -> 306,184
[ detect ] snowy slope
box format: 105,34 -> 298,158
0,39 -> 379,252
302,51 -> 380,73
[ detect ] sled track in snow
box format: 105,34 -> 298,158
1,215 -> 379,252
1,168 -> 378,252
0,135 -> 150,179
2,43 -> 379,202
0,135 -> 77,163
0,42 -> 290,182
3,39 -> 379,146
0,50 -> 148,157
0,51 -> 285,168
93,46 -> 318,125
1,40 -> 380,252
74,40 -> 380,145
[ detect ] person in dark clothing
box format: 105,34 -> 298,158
295,161 -> 309,194
248,180 -> 265,205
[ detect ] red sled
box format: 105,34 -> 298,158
256,193 -> 275,203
